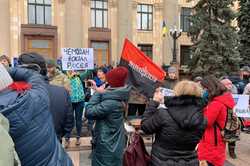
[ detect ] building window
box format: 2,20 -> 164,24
91,0 -> 108,28
28,0 -> 51,25
138,44 -> 153,59
180,45 -> 191,66
137,4 -> 153,31
180,7 -> 192,32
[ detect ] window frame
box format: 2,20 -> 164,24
180,7 -> 192,32
138,44 -> 153,59
137,4 -> 153,31
91,0 -> 108,28
28,0 -> 52,25
180,45 -> 192,66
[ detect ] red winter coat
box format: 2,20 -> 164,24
198,92 -> 235,166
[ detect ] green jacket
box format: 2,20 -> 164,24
85,86 -> 131,166
0,114 -> 21,166
68,71 -> 92,103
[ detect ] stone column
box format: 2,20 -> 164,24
9,0 -> 20,57
0,0 -> 10,56
117,0 -> 133,55
163,0 -> 178,65
154,2 -> 164,66
65,0 -> 83,47
110,0 -> 118,65
82,0 -> 89,48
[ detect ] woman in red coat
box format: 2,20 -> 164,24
198,76 -> 235,166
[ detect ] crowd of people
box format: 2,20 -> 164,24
0,53 -> 250,166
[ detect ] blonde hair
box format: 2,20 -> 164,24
173,80 -> 203,97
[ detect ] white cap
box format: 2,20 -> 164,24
0,64 -> 13,91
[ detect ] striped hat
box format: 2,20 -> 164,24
0,64 -> 13,91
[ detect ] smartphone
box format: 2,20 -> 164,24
86,81 -> 93,88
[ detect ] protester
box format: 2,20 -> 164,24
0,113 -> 20,166
85,67 -> 131,166
221,78 -> 238,94
243,83 -> 250,95
194,76 -> 203,84
0,64 -> 73,165
47,59 -> 71,92
18,53 -> 74,143
220,78 -> 238,159
198,76 -> 235,166
233,66 -> 250,94
127,87 -> 147,117
240,66 -> 250,84
94,67 -> 108,87
228,72 -> 245,94
163,66 -> 178,89
67,70 -> 86,146
141,80 -> 207,166
0,54 -> 11,67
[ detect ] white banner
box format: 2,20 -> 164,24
233,95 -> 250,118
61,48 -> 94,71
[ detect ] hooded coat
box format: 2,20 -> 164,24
198,92 -> 235,166
85,86 -> 131,166
141,96 -> 207,166
0,113 -> 20,166
0,68 -> 73,166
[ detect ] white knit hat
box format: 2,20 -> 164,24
0,64 -> 13,91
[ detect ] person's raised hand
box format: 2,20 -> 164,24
95,84 -> 106,93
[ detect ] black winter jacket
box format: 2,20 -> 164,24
46,83 -> 74,141
141,96 -> 207,166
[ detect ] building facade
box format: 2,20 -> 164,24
0,0 -> 195,67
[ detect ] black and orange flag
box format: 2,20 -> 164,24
119,39 -> 166,97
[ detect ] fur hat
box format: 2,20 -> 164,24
0,64 -> 13,91
106,67 -> 128,88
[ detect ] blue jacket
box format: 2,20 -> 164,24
85,86 -> 131,166
0,68 -> 73,166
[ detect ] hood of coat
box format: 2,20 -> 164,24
101,86 -> 131,102
213,92 -> 235,109
165,95 -> 207,130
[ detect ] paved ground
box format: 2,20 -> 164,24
66,133 -> 250,166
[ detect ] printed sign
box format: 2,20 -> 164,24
159,87 -> 174,96
233,95 -> 250,118
62,48 -> 94,71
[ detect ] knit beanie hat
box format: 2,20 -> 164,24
168,66 -> 177,73
106,67 -> 128,88
46,59 -> 57,68
18,52 -> 47,76
0,64 -> 13,91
